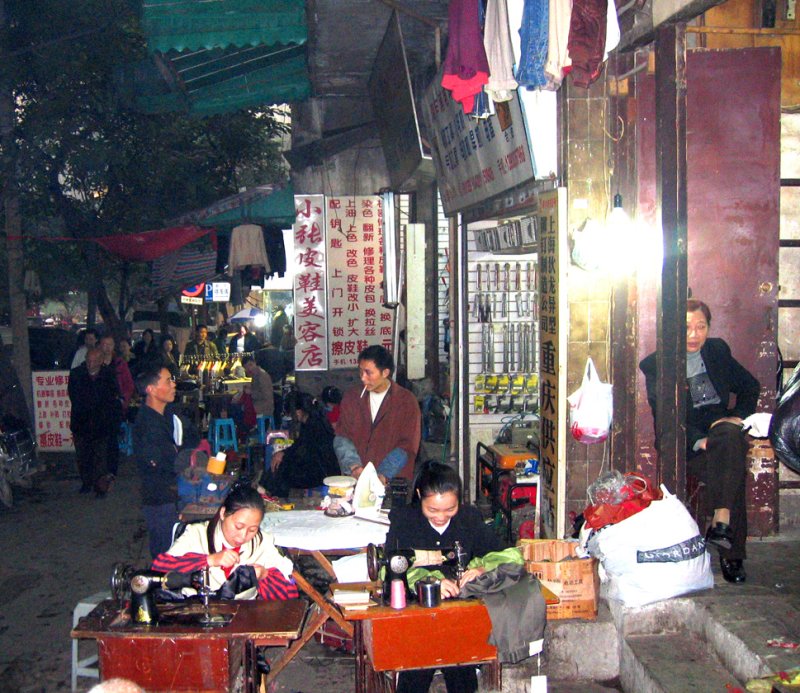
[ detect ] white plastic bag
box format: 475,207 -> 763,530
567,357 -> 613,444
586,486 -> 714,607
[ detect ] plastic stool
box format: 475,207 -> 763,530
209,418 -> 238,454
71,590 -> 110,691
118,421 -> 133,456
256,415 -> 275,444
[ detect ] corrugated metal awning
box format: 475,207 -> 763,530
119,0 -> 310,115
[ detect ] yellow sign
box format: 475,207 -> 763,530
538,188 -> 567,538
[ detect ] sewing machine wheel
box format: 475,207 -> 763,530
366,543 -> 383,581
110,562 -> 134,600
388,554 -> 410,574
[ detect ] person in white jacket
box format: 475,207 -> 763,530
152,482 -> 296,601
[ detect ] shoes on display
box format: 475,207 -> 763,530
705,522 -> 733,551
720,557 -> 746,583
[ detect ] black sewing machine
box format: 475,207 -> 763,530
110,562 -> 232,627
366,541 -> 469,605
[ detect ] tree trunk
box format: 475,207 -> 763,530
0,0 -> 33,419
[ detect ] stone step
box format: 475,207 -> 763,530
621,631 -> 744,693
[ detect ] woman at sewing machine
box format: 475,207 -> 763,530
152,482 -> 298,601
386,460 -> 501,693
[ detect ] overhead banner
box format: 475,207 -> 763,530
421,72 -> 535,216
292,195 -> 329,370
32,371 -> 74,452
326,196 -> 394,369
537,188 -> 568,539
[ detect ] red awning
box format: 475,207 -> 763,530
93,225 -> 213,262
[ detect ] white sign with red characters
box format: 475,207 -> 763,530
32,371 -> 74,452
293,195 -> 329,371
325,196 -> 394,369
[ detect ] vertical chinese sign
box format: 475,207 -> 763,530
32,371 -> 74,452
537,188 -> 567,538
293,195 -> 329,371
326,196 -> 393,368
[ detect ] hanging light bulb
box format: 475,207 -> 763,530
608,193 -> 630,229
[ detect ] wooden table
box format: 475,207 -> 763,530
259,510 -> 389,681
343,599 -> 501,693
71,598 -> 306,692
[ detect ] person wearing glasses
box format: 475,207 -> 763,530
132,365 -> 199,558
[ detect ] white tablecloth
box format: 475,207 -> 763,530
260,510 -> 388,551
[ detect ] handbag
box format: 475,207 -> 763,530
567,357 -> 613,444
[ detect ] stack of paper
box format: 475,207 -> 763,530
332,587 -> 373,610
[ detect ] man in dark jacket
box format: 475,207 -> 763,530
639,299 -> 760,583
68,347 -> 120,497
132,365 -> 197,558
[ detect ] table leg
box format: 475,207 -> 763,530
309,549 -> 338,579
263,604 -> 329,686
291,569 -> 353,635
484,660 -> 502,689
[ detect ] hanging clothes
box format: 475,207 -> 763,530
484,0 -> 518,103
442,0 -> 490,114
566,0 -> 607,88
604,0 -> 621,61
228,224 -> 270,272
543,0 -> 573,89
516,0 -> 550,89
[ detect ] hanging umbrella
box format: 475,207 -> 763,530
230,308 -> 262,322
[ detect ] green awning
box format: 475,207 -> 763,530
118,44 -> 310,116
141,0 -> 307,53
169,182 -> 298,229
124,0 -> 311,115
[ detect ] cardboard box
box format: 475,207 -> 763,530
519,540 -> 599,621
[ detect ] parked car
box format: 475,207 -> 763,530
0,326 -> 76,370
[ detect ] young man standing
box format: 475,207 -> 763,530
334,345 -> 421,484
132,366 -> 197,558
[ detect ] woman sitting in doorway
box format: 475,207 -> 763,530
386,460 -> 501,693
152,482 -> 297,601
261,391 -> 339,498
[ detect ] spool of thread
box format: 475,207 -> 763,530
390,579 -> 406,609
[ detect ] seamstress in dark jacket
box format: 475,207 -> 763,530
639,298 -> 760,584
386,461 -> 501,693
132,365 -> 198,558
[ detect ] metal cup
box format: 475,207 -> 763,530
415,576 -> 441,608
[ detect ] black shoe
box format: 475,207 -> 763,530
706,522 -> 733,551
720,557 -> 746,583
79,484 -> 92,494
256,647 -> 270,675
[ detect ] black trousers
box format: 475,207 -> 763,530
396,666 -> 478,693
73,435 -> 109,490
687,421 -> 748,560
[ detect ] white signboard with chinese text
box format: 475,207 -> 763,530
293,195 -> 329,370
326,196 -> 394,369
422,71 -> 535,216
537,188 -> 568,539
32,371 -> 74,452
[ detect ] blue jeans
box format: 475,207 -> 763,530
142,502 -> 178,559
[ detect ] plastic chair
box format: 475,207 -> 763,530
256,415 -> 275,444
209,418 -> 238,454
71,591 -> 110,691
